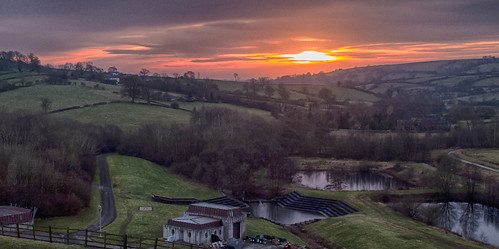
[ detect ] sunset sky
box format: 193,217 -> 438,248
1,0 -> 499,79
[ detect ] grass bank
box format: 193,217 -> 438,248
246,218 -> 304,246
294,187 -> 491,249
104,155 -> 221,237
0,235 -> 79,249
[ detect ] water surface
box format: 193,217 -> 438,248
411,202 -> 499,247
249,202 -> 325,225
295,170 -> 409,191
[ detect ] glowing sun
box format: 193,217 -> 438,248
282,51 -> 337,63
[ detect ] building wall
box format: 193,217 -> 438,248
163,224 -> 224,245
183,211 -> 247,240
0,209 -> 31,226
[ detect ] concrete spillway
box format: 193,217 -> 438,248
275,191 -> 358,217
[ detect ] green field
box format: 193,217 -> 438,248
295,187 -> 489,249
0,236 -> 79,249
0,71 -> 46,84
286,84 -> 379,103
51,103 -> 192,131
0,84 -> 122,113
104,155 -> 221,237
179,102 -> 274,120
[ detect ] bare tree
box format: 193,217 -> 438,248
107,66 -> 118,73
233,73 -> 239,81
121,75 -> 142,102
40,98 -> 52,112
264,84 -> 275,98
139,68 -> 150,77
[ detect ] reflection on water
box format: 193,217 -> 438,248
249,202 -> 325,225
295,170 -> 409,191
415,202 -> 499,246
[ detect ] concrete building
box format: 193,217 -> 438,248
163,202 -> 246,245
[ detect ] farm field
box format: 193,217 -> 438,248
286,84 -> 379,103
51,103 -> 192,131
295,187 -> 490,249
0,84 -> 122,113
179,101 -> 274,120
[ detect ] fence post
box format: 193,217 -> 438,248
123,234 -> 128,249
66,227 -> 70,244
190,243 -> 193,249
154,238 -> 158,249
104,232 -> 107,249
49,226 -> 53,243
32,225 -> 36,240
139,237 -> 142,249
85,229 -> 88,247
16,223 -> 20,238
172,241 -> 175,249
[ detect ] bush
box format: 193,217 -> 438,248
171,102 -> 179,109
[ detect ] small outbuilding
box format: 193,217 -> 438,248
163,202 -> 246,245
0,206 -> 32,226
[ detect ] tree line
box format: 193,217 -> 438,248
118,107 -> 296,198
0,112 -> 121,217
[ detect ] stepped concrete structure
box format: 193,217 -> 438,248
163,202 -> 246,246
276,191 -> 358,217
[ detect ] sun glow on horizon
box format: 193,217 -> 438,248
282,51 -> 338,63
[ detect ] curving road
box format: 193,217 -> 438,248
448,149 -> 499,173
87,154 -> 117,232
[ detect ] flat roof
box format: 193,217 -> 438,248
0,206 -> 31,217
190,202 -> 239,210
171,215 -> 220,225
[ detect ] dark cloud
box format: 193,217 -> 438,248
192,57 -> 264,63
1,0 -> 499,77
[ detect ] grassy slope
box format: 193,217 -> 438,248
104,155 -> 304,245
287,84 -> 379,103
457,149 -> 499,170
179,102 -> 274,120
0,84 -> 122,113
51,103 -> 192,131
104,155 -> 221,237
246,218 -> 304,245
295,187 -> 490,249
0,236 -> 79,249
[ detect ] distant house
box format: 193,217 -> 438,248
163,202 -> 246,245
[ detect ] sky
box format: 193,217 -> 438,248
1,0 -> 499,80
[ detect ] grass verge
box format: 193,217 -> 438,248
246,218 -> 304,246
0,235 -> 79,249
294,187 -> 491,249
104,155 -> 221,238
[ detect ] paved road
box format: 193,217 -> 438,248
88,154 -> 117,232
448,149 -> 499,173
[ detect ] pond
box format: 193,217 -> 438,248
294,170 -> 409,191
248,202 -> 326,225
409,202 -> 499,247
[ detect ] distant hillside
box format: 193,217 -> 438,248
274,57 -> 499,108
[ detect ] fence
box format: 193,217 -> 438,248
0,223 -> 200,249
